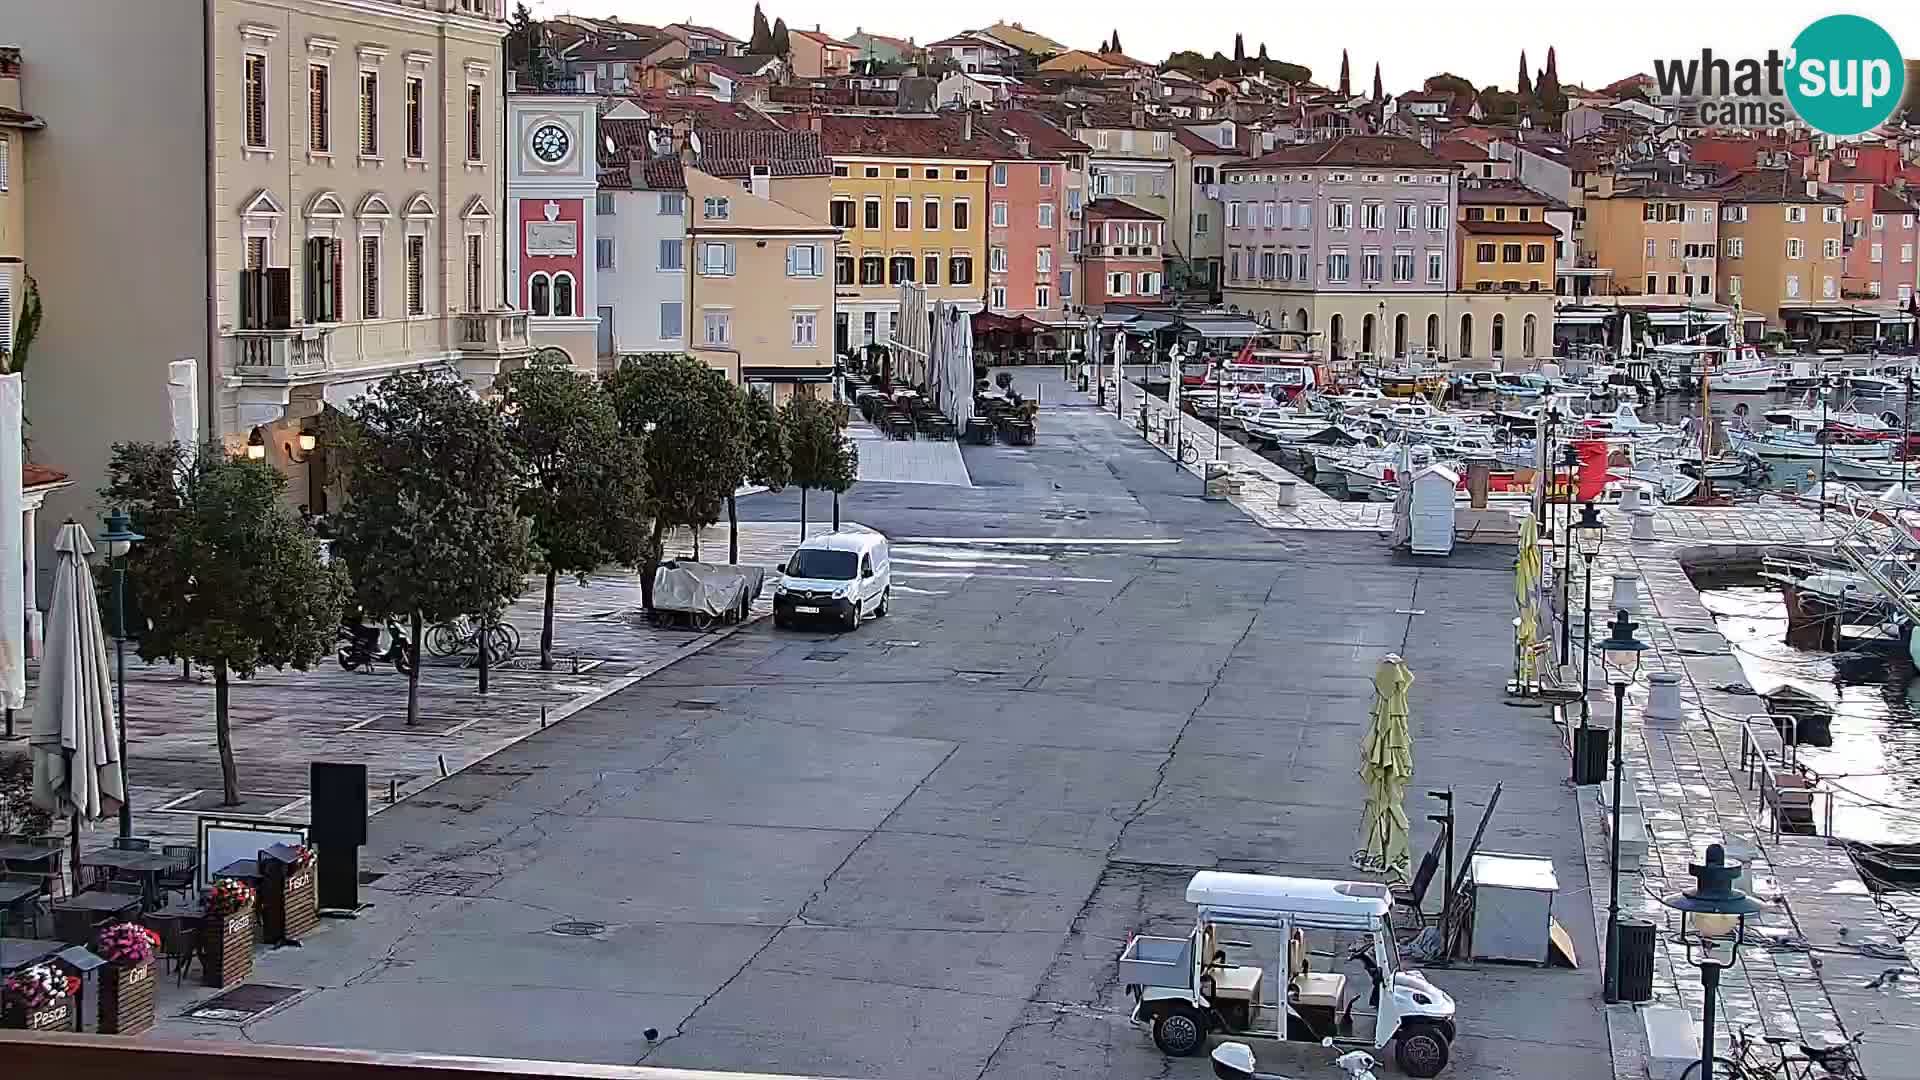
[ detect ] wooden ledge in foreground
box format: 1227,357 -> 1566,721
0,1032 -> 852,1080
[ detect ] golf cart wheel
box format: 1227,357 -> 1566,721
1151,1005 -> 1206,1057
1395,1024 -> 1450,1078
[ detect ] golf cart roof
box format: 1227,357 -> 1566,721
1185,871 -> 1392,918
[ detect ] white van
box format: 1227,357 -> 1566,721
772,530 -> 891,631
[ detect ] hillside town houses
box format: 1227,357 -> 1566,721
5,0 -> 1920,563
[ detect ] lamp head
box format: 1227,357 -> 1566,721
297,430 -> 318,453
1599,608 -> 1648,675
1662,842 -> 1764,967
1572,501 -> 1605,557
246,427 -> 267,461
98,507 -> 143,558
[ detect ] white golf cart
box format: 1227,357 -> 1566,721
1119,871 -> 1456,1077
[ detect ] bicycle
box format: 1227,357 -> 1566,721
1678,1027 -> 1863,1079
425,616 -> 519,665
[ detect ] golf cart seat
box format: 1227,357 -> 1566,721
1208,965 -> 1264,1003
1290,972 -> 1347,1010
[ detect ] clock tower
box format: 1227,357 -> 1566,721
506,93 -> 600,370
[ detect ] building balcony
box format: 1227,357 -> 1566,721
458,311 -> 534,360
230,327 -> 333,380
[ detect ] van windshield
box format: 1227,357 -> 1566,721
787,549 -> 859,580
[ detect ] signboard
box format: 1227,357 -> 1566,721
525,220 -> 578,257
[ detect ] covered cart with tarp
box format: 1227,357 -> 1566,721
649,561 -> 767,629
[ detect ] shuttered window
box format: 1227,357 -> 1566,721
0,135 -> 10,192
244,55 -> 268,148
359,71 -> 379,156
405,234 -> 425,315
405,77 -> 424,159
0,278 -> 12,354
361,236 -> 380,319
305,238 -> 341,323
466,84 -> 483,162
466,234 -> 484,310
309,65 -> 330,152
246,236 -> 267,271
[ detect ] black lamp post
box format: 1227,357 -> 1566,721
1559,442 -> 1580,666
1903,373 -> 1913,492
1662,844 -> 1765,1080
1818,374 -> 1831,520
98,508 -> 143,840
1572,500 -> 1605,740
1598,609 -> 1647,1004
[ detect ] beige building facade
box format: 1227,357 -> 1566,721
8,0 -> 525,545
683,167 -> 836,403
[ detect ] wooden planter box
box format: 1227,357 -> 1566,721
1,994 -> 73,1031
261,861 -> 318,944
201,904 -> 256,988
98,960 -> 156,1035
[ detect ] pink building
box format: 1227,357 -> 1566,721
1081,198 -> 1166,313
1839,181 -> 1919,309
987,154 -> 1067,320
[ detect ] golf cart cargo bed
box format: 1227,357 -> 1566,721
1119,935 -> 1192,989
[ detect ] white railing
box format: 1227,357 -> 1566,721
458,311 -> 532,353
230,328 -> 331,377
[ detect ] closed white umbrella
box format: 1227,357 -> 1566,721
31,521 -> 124,866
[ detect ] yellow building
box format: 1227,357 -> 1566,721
682,167 -> 837,403
0,46 -> 41,362
814,114 -> 1002,349
1580,178 -> 1721,303
1455,220 -> 1558,364
1711,168 -> 1849,338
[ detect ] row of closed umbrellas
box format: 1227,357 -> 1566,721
28,522 -> 126,867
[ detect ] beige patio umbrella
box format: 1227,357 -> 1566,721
1514,515 -> 1543,688
1354,654 -> 1415,881
31,521 -> 124,874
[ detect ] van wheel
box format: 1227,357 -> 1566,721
1151,1005 -> 1206,1056
876,588 -> 890,617
1395,1023 -> 1450,1078
844,601 -> 861,633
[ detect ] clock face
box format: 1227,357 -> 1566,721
530,123 -> 570,164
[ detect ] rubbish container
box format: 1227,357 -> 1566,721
1615,919 -> 1656,1002
1572,723 -> 1609,785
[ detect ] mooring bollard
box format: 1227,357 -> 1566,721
1275,479 -> 1299,507
1620,483 -> 1642,513
1632,508 -> 1656,540
1611,572 -> 1641,613
1646,671 -> 1683,721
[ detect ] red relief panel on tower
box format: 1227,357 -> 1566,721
519,197 -> 585,316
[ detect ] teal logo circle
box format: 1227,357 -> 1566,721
1786,15 -> 1905,136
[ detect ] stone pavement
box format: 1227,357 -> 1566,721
9,521 -> 823,850
1539,498 -> 1920,1080
849,415 -> 973,487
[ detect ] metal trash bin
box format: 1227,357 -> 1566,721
1572,724 -> 1610,785
1615,919 -> 1656,1002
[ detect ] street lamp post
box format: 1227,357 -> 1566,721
1903,373 -> 1913,493
1598,610 -> 1648,1004
1662,844 -> 1766,1080
98,508 -> 143,839
1559,442 -> 1580,666
1572,501 -> 1605,742
1818,374 -> 1831,519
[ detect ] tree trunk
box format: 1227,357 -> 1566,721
477,616 -> 490,694
639,519 -> 666,613
691,524 -> 700,562
727,493 -> 739,564
405,610 -> 422,726
799,487 -> 808,541
214,660 -> 240,806
833,490 -> 840,530
540,567 -> 557,670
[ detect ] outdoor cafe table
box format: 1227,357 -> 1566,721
0,842 -> 59,869
83,847 -> 186,910
0,878 -> 41,937
0,936 -> 59,974
49,891 -> 142,944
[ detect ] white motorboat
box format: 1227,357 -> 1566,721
1727,427 -> 1897,461
1490,372 -> 1549,398
1706,351 -> 1778,393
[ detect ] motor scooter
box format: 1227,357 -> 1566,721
337,617 -> 417,675
1211,1039 -> 1377,1080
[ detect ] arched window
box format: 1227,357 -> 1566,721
1426,314 -> 1440,352
1329,313 -> 1345,360
1274,310 -> 1287,331
1394,314 -> 1408,358
1459,313 -> 1473,358
553,272 -> 576,317
1491,314 -> 1506,357
1523,314 -> 1538,358
1361,313 -> 1376,358
529,273 -> 551,316
1295,308 -> 1309,333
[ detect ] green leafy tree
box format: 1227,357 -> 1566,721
748,4 -> 774,53
332,370 -> 531,724
102,442 -> 346,805
2,276 -> 42,378
507,3 -> 554,90
604,354 -> 749,611
770,17 -> 790,58
783,395 -> 857,540
1424,72 -> 1475,102
730,390 -> 790,564
496,359 -> 650,669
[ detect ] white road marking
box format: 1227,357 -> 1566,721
891,545 -> 1054,562
895,536 -> 1180,546
895,571 -> 1115,583
893,557 -> 1040,570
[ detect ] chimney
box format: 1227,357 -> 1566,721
1015,135 -> 1030,157
963,110 -> 973,141
750,164 -> 771,200
1130,106 -> 1145,128
1818,156 -> 1830,183
0,46 -> 19,114
810,111 -> 822,133
1806,178 -> 1819,199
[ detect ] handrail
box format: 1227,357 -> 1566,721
1738,715 -> 1787,843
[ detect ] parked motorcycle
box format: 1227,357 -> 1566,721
337,618 -> 417,675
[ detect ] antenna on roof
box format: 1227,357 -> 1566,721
689,130 -> 703,156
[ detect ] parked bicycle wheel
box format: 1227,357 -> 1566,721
1678,1058 -> 1743,1080
392,641 -> 418,676
482,624 -> 516,664
425,622 -> 465,658
1179,443 -> 1199,465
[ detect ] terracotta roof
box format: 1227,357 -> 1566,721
802,113 -> 1018,160
850,29 -> 916,54
0,105 -> 45,129
686,54 -> 783,76
1872,186 -> 1920,214
1085,197 -> 1162,221
926,33 -> 1006,50
990,109 -> 1089,154
1829,161 -> 1878,183
980,22 -> 1066,54
23,464 -> 69,489
1459,181 -> 1564,208
1711,167 -> 1844,205
612,92 -> 782,130
1175,128 -> 1245,156
599,121 -> 828,187
790,28 -> 853,48
1235,134 -> 1456,170
1431,138 -> 1494,162
672,22 -> 741,43
1460,219 -> 1561,236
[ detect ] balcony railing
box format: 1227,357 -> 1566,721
459,311 -> 533,355
231,328 -> 331,377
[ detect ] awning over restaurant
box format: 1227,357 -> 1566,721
970,310 -> 1048,335
1780,305 -> 1882,323
1178,317 -> 1267,338
1646,309 -> 1732,326
1552,309 -> 1610,325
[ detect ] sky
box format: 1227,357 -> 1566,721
529,1 -> 1920,95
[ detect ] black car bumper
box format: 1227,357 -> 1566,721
773,593 -> 854,620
